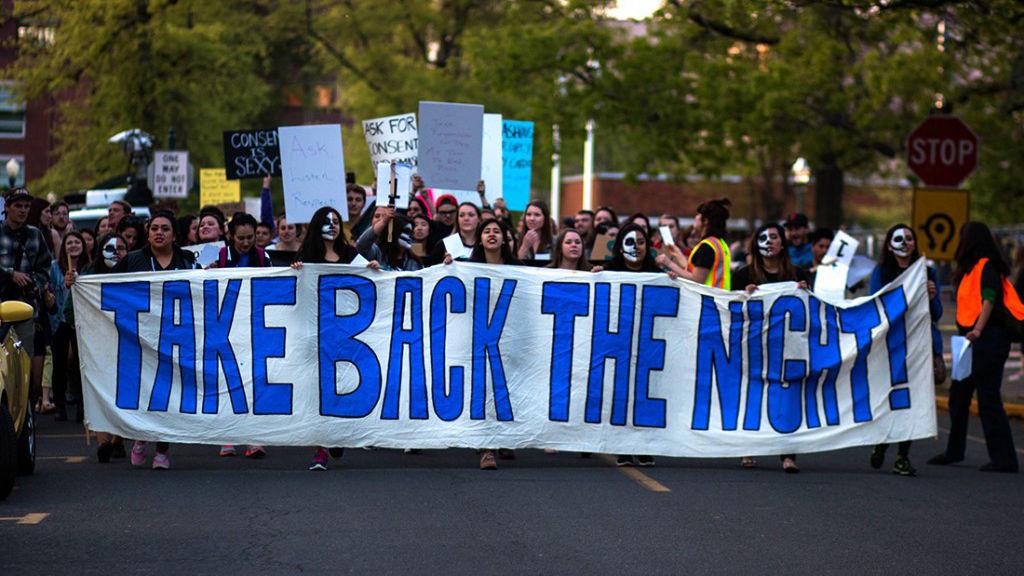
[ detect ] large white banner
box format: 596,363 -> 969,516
72,260 -> 936,456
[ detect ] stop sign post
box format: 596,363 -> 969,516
906,116 -> 979,188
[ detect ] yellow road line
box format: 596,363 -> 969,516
938,426 -> 1024,456
0,513 -> 49,525
599,455 -> 671,492
37,456 -> 88,463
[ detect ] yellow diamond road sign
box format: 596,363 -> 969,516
912,188 -> 969,261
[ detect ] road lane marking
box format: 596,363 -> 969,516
0,513 -> 49,525
599,455 -> 671,492
37,456 -> 88,463
938,426 -> 1024,455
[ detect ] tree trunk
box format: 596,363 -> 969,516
813,162 -> 844,229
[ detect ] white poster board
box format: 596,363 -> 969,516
153,151 -> 189,199
814,230 -> 861,302
278,124 -> 347,223
374,161 -> 412,211
362,113 -> 418,165
417,101 -> 484,191
480,113 -> 503,205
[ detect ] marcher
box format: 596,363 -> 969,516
107,199 -> 132,231
197,211 -> 225,243
355,206 -> 423,271
784,212 -> 813,269
268,213 -> 300,252
50,231 -> 91,423
430,201 -> 479,264
868,224 -> 942,477
115,210 -> 201,470
732,223 -> 809,473
292,206 -> 379,471
516,200 -> 554,260
658,198 -> 732,288
549,229 -> 594,272
929,221 -> 1021,473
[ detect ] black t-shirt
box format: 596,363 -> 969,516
689,242 -> 715,270
733,264 -> 809,289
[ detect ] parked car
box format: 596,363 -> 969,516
1,300 -> 36,500
67,188 -> 150,233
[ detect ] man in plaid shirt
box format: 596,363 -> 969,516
1,187 -> 54,360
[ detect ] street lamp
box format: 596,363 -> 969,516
6,158 -> 20,188
791,157 -> 810,213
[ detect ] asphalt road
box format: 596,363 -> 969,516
2,412 -> 1023,575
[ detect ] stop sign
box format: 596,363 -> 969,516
906,116 -> 979,188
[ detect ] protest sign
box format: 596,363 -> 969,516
376,161 -> 414,211
152,151 -> 189,199
417,101 -> 484,191
363,113 -> 418,166
502,120 -> 534,211
278,124 -> 347,224
823,230 -> 860,267
480,113 -> 503,205
200,169 -> 241,207
73,260 -> 936,455
222,129 -> 281,180
180,241 -> 225,268
815,230 -> 862,302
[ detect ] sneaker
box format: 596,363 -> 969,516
870,444 -> 887,469
403,448 -> 421,454
616,455 -> 635,467
245,445 -> 266,459
112,442 -> 127,459
927,453 -> 963,466
219,445 -> 236,457
130,441 -> 148,467
637,455 -> 655,467
893,456 -> 917,477
309,448 -> 329,471
328,447 -> 344,459
479,451 -> 498,470
740,456 -> 757,468
782,457 -> 800,474
97,442 -> 113,464
152,452 -> 170,470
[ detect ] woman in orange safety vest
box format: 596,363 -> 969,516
657,198 -> 732,289
929,221 -> 1021,473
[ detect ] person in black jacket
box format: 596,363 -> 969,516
115,210 -> 199,470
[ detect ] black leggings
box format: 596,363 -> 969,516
51,322 -> 82,415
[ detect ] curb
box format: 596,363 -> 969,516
935,396 -> 1024,419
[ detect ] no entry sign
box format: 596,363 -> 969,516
906,116 -> 979,188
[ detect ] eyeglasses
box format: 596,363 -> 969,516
438,209 -> 457,216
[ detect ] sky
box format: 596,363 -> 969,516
605,0 -> 662,20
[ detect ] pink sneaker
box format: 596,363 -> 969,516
152,452 -> 170,470
244,445 -> 266,459
219,445 -> 236,457
130,441 -> 148,467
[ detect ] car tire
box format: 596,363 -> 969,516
17,403 -> 35,475
0,402 -> 17,501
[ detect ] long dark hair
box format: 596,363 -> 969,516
58,231 -> 91,274
296,206 -> 355,264
549,229 -> 591,271
518,200 -> 554,254
954,221 -> 1008,284
697,197 -> 731,239
609,222 -> 658,272
92,233 -> 126,274
878,223 -> 921,285
747,223 -> 796,284
378,212 -> 420,268
469,218 -> 517,265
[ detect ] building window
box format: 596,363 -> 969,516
0,82 -> 26,139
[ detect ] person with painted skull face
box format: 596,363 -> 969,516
291,206 -> 380,471
867,224 -> 942,476
75,233 -> 130,462
732,223 -> 809,473
355,205 -> 423,271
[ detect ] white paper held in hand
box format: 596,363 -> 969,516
659,225 -> 675,246
443,233 -> 471,260
950,335 -> 973,381
350,253 -> 370,267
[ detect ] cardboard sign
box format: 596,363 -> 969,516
200,169 -> 241,207
362,113 -> 418,166
480,113 -> 503,205
502,120 -> 534,211
278,124 -> 347,224
152,151 -> 189,199
417,101 -> 484,191
590,233 -> 615,262
222,129 -> 281,180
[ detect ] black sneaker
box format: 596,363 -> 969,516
112,442 -> 127,459
893,456 -> 917,477
927,453 -> 963,466
616,455 -> 634,467
636,455 -> 655,467
97,442 -> 113,464
870,445 -> 887,469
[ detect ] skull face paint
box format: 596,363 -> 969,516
622,230 -> 640,263
757,229 -> 780,257
102,237 -> 121,268
890,228 -> 912,258
321,212 -> 339,241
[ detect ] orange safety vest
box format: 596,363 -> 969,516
687,236 -> 731,290
956,258 -> 1024,327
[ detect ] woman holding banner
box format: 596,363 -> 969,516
430,202 -> 480,265
867,224 -> 942,477
115,211 -> 201,470
355,206 -> 422,272
929,222 -> 1020,473
732,223 -> 808,473
292,206 -> 380,471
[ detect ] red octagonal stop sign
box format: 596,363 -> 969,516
907,116 -> 979,188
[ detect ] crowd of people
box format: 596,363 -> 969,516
1,173 -> 1019,475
